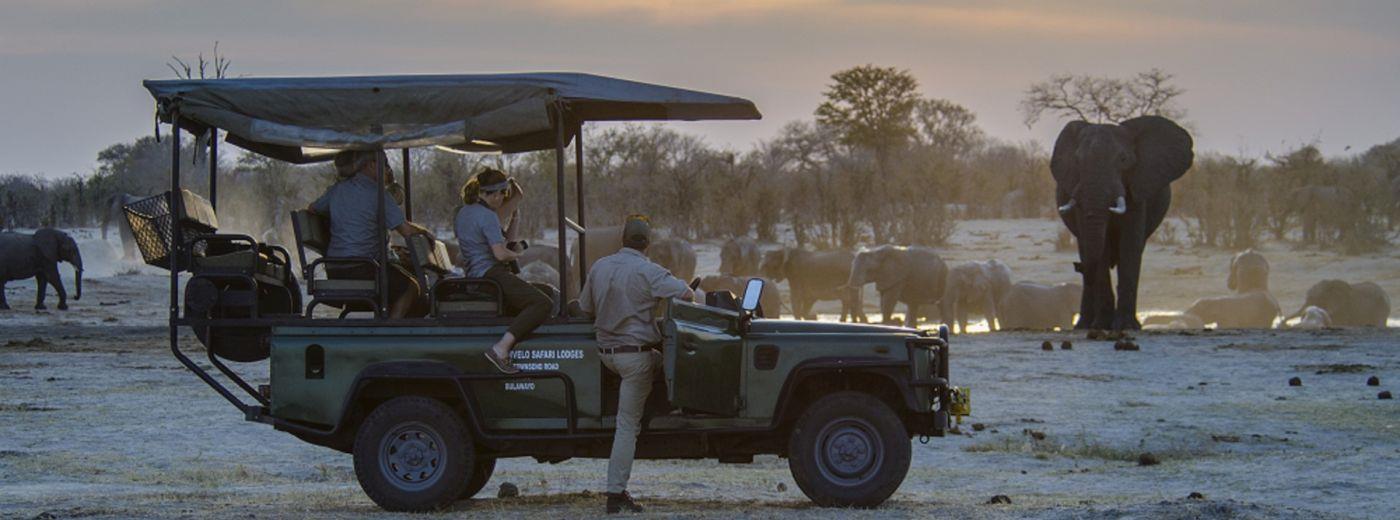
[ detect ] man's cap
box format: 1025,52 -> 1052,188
623,214 -> 651,245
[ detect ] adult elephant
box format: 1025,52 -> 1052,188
1182,291 -> 1281,329
720,236 -> 762,277
846,245 -> 946,328
998,282 -> 1081,331
1284,280 -> 1390,327
0,229 -> 84,310
567,226 -> 693,296
1228,249 -> 1270,293
941,261 -> 1002,334
102,193 -> 143,261
763,248 -> 866,322
648,238 -> 697,283
1051,115 -> 1194,331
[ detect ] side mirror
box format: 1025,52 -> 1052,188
740,278 -> 765,313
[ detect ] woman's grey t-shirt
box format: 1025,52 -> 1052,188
455,203 -> 505,278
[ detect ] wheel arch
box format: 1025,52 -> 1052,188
773,361 -> 923,441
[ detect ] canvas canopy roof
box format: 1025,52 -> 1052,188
143,72 -> 761,163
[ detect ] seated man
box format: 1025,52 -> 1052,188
308,150 -> 431,318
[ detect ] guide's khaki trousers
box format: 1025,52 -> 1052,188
599,349 -> 662,494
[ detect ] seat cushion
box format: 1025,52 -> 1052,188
310,279 -> 377,292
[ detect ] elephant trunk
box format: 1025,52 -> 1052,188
71,253 -> 83,301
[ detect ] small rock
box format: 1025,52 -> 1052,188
1187,492 -> 1206,500
1275,396 -> 1287,401
1060,340 -> 1073,350
1137,452 -> 1160,466
1288,377 -> 1302,387
1022,429 -> 1046,441
776,482 -> 787,492
971,423 -> 987,432
45,377 -> 56,382
1367,376 -> 1380,386
498,482 -> 519,498
1041,341 -> 1054,351
1380,391 -> 1393,400
986,494 -> 1012,505
1210,434 -> 1240,443
1114,340 -> 1140,351
1020,470 -> 1027,474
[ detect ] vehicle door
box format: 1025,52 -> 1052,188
662,299 -> 744,415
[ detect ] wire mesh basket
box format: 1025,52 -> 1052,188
122,190 -> 219,271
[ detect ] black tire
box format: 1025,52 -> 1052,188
353,396 -> 473,512
458,457 -> 496,500
787,391 -> 911,508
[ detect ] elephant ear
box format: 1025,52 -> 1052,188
874,248 -> 907,293
1120,115 -> 1194,202
34,229 -> 60,263
1050,120 -> 1089,205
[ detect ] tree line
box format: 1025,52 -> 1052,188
2,66 -> 1396,255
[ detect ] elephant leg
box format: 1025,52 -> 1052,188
33,273 -> 47,310
904,302 -> 918,328
47,267 -> 68,311
879,293 -> 896,325
0,281 -> 9,310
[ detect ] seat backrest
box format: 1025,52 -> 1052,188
291,210 -> 331,256
407,234 -> 454,274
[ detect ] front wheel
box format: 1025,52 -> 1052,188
458,457 -> 496,500
787,391 -> 911,508
353,396 -> 473,512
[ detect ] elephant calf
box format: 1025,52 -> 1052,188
997,282 -> 1081,330
942,260 -> 1009,334
0,229 -> 84,310
1183,291 -> 1282,329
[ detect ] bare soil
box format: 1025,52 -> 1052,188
1,222 -> 1396,518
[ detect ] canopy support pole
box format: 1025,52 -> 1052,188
209,130 -> 218,212
377,152 -> 388,318
554,105 -> 569,317
402,148 -> 413,221
575,121 -> 586,289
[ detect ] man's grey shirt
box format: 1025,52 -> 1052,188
580,248 -> 690,349
454,203 -> 505,278
310,175 -> 406,259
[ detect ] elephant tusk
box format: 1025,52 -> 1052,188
1057,200 -> 1075,215
1109,196 -> 1127,215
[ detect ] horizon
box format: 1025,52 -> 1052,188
2,0 -> 1398,178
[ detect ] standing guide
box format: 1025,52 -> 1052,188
578,214 -> 695,514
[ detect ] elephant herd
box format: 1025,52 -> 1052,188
1146,249 -> 1392,330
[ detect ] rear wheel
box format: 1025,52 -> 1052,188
787,391 -> 910,508
353,396 -> 472,512
458,457 -> 496,500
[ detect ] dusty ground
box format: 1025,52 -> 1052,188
1,222 -> 1397,519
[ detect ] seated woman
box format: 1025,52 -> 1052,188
308,150 -> 432,319
456,168 -> 552,374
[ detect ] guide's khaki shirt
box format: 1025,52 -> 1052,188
579,248 -> 689,349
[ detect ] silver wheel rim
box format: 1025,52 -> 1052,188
378,421 -> 446,492
814,417 -> 883,487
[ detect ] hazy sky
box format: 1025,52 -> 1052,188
2,0 -> 1398,179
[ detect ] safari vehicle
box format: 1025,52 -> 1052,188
137,73 -> 969,511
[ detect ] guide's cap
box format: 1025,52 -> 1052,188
623,214 -> 651,248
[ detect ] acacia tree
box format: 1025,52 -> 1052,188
815,65 -> 922,243
1019,68 -> 1186,127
